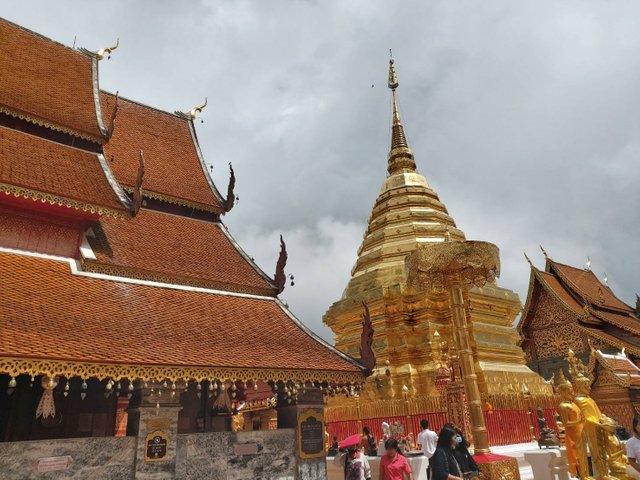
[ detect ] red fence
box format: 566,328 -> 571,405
327,408 -> 553,447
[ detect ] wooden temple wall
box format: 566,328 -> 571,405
325,392 -> 559,447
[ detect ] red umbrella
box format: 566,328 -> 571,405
338,434 -> 361,449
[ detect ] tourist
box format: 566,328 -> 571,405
334,434 -> 372,480
417,419 -> 438,478
452,428 -> 481,479
362,426 -> 378,456
626,416 -> 640,479
430,426 -> 463,480
380,438 -> 414,480
328,435 -> 340,456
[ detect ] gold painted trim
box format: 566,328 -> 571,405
0,183 -> 128,219
122,186 -> 223,214
81,259 -> 276,297
578,326 -> 640,357
0,105 -> 101,143
0,356 -> 365,385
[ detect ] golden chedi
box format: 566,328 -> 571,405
323,57 -> 551,405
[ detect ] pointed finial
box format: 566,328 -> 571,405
388,51 -> 399,90
97,38 -> 119,60
524,251 -> 533,267
79,38 -> 119,61
586,256 -> 591,271
385,53 -> 416,175
189,98 -> 208,120
603,272 -> 608,286
539,245 -> 549,258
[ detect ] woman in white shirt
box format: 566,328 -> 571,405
334,434 -> 372,480
626,416 -> 640,479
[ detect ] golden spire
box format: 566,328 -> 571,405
387,53 -> 416,174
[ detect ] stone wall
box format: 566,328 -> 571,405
0,436 -> 136,479
176,429 -> 297,480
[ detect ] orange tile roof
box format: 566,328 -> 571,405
551,261 -> 632,312
0,126 -> 126,215
580,326 -> 640,357
594,351 -> 640,388
101,92 -> 224,212
0,19 -> 103,141
86,209 -> 275,296
591,309 -> 640,335
0,251 -> 361,374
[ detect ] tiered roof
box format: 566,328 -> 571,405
0,126 -> 128,218
0,251 -> 361,383
0,17 -> 365,387
0,19 -> 106,141
84,209 -> 276,296
521,254 -> 640,354
100,92 -> 224,213
591,350 -> 640,389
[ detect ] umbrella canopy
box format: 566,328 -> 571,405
338,434 -> 361,449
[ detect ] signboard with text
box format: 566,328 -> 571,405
144,430 -> 169,462
33,456 -> 73,473
298,410 -> 325,459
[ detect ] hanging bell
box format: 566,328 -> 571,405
81,380 -> 88,390
64,382 -> 70,397
81,392 -> 86,401
8,377 -> 16,388
128,382 -> 134,392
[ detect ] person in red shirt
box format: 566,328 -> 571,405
380,438 -> 414,480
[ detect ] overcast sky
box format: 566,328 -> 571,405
5,1 -> 640,341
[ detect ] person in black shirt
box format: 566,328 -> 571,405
451,428 -> 481,479
430,426 -> 463,480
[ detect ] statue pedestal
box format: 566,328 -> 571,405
474,453 -> 521,480
523,448 -> 570,480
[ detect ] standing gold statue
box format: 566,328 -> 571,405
556,370 -> 589,479
571,366 -> 629,480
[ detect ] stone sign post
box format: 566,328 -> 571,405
277,387 -> 326,480
130,384 -> 184,479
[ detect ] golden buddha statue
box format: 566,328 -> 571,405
556,370 -> 589,479
573,371 -> 628,479
599,415 -> 628,480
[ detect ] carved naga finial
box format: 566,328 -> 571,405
107,91 -> 119,139
539,245 -> 549,258
131,150 -> 145,216
80,38 -> 119,60
223,163 -> 236,214
274,235 -> 288,294
359,302 -> 376,376
523,251 -> 534,267
97,38 -> 119,60
189,98 -> 208,120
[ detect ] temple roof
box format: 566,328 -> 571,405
549,260 -> 631,312
520,254 -> 640,345
0,250 -> 363,383
101,92 -> 224,213
592,349 -> 640,388
84,209 -> 276,296
0,126 -> 128,217
0,19 -> 105,142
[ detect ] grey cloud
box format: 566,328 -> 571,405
5,1 -> 639,340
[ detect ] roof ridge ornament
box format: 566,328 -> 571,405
274,235 -> 288,294
79,38 -> 119,61
222,162 -> 236,215
175,97 -> 208,121
130,150 -> 145,217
